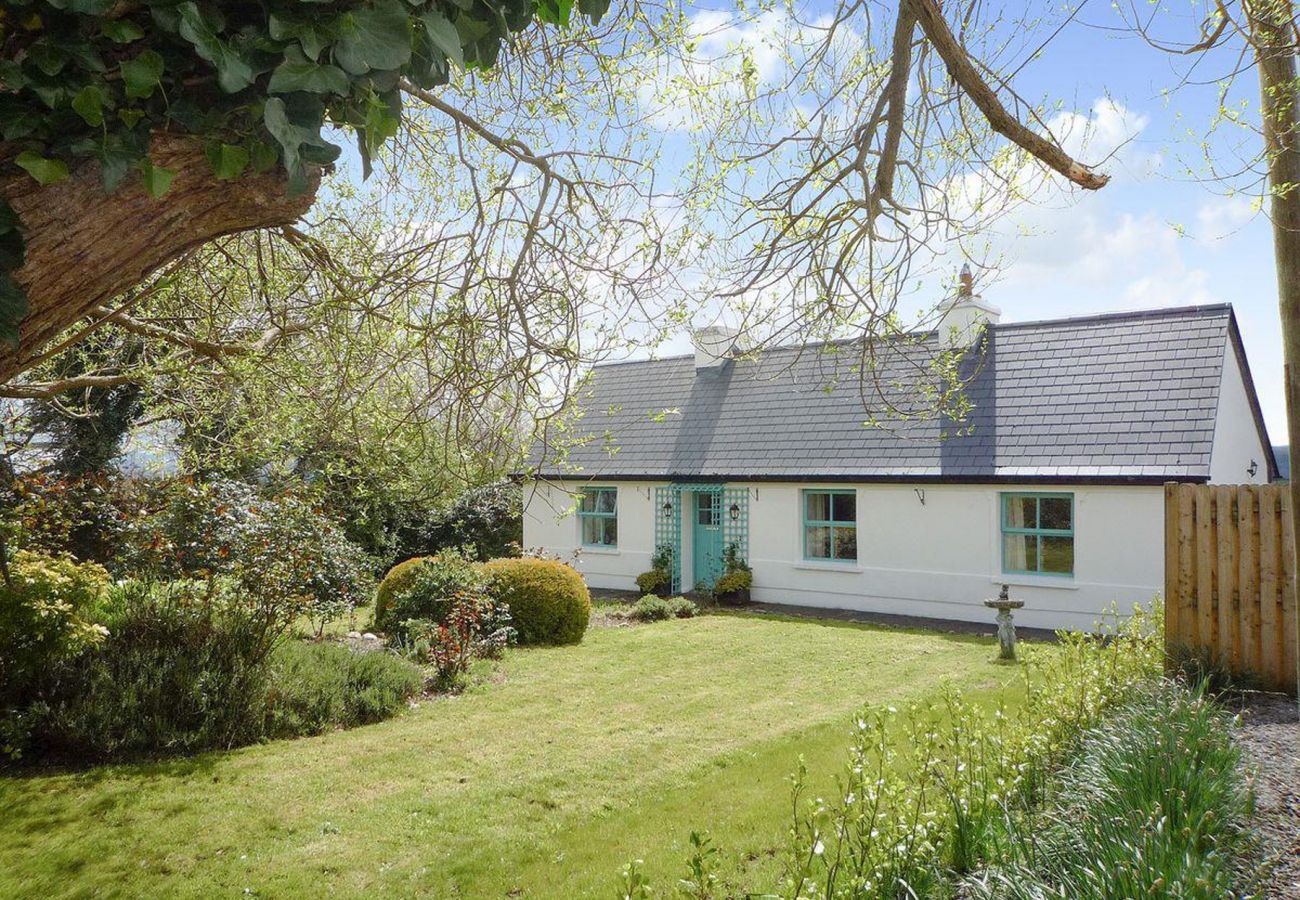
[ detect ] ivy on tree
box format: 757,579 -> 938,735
0,0 -> 611,346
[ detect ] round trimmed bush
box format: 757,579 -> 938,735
480,558 -> 590,646
374,556 -> 428,627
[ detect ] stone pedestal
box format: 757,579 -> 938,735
984,584 -> 1025,661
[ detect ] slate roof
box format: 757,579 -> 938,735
530,304 -> 1272,483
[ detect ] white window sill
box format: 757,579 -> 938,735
794,561 -> 863,574
581,546 -> 621,556
992,574 -> 1078,591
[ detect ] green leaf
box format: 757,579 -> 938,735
14,151 -> 69,186
101,19 -> 145,44
0,274 -> 29,348
263,97 -> 301,171
177,2 -> 256,94
138,158 -> 177,199
578,0 -> 612,24
263,96 -> 339,195
454,14 -> 492,46
204,142 -> 250,181
28,42 -> 69,77
334,0 -> 413,75
249,141 -> 278,174
419,10 -> 463,69
117,108 -> 145,128
268,47 -> 349,94
536,0 -> 574,28
121,50 -> 164,99
268,13 -> 330,61
72,84 -> 106,127
99,150 -> 135,193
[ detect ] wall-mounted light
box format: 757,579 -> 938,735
661,500 -> 674,519
1248,459 -> 1259,478
729,502 -> 741,521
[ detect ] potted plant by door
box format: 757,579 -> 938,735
635,545 -> 675,598
713,544 -> 752,606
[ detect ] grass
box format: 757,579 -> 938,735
969,682 -> 1253,898
1,611 -> 1035,899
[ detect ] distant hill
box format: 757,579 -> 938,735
1274,445 -> 1290,482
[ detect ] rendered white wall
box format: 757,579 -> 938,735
523,478 -> 1166,632
1209,337 -> 1272,484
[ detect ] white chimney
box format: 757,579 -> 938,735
693,325 -> 740,371
937,264 -> 1000,348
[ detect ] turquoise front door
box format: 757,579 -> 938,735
692,491 -> 724,589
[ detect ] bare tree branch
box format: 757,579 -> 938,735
907,0 -> 1110,190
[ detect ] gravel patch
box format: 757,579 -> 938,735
1232,692 -> 1299,899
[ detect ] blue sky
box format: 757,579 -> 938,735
1001,5 -> 1284,439
641,3 -> 1287,440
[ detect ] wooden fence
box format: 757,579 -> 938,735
1165,483 -> 1298,694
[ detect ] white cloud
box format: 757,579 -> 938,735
1047,98 -> 1162,178
1195,196 -> 1259,244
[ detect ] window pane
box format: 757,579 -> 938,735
602,518 -> 619,547
579,492 -> 596,513
805,525 -> 832,559
832,492 -> 856,523
1039,496 -> 1071,531
596,488 -> 617,514
1004,496 -> 1037,529
1040,536 -> 1073,574
697,493 -> 716,526
582,516 -> 603,545
1003,533 -> 1036,572
805,492 -> 830,522
833,526 -> 857,561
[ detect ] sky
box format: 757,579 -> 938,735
641,2 -> 1289,442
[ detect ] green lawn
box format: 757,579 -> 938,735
0,611 -> 1031,899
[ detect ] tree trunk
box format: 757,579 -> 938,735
1249,0 -> 1300,698
0,133 -> 319,383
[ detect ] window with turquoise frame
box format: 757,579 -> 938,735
802,489 -> 857,562
1001,493 -> 1073,576
578,487 -> 618,547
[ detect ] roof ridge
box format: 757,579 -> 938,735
592,303 -> 1233,368
989,302 -> 1232,333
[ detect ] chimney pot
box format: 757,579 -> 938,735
693,325 -> 740,371
938,265 -> 999,349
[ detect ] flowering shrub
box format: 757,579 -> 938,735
399,594 -> 516,691
375,550 -> 489,638
0,551 -> 112,757
4,473 -> 139,564
120,478 -> 374,627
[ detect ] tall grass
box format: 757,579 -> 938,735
968,683 -> 1253,899
770,604 -> 1165,900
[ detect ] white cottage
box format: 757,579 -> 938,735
523,291 -> 1275,631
